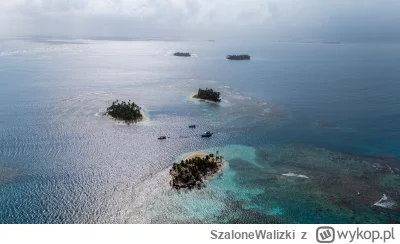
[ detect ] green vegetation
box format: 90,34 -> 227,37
194,88 -> 221,103
226,54 -> 250,60
170,152 -> 224,189
106,100 -> 143,124
174,52 -> 191,57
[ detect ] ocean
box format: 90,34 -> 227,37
0,38 -> 399,223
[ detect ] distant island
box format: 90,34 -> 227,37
174,52 -> 191,57
170,152 -> 224,189
321,41 -> 341,44
106,100 -> 146,124
192,88 -> 221,103
226,54 -> 250,60
318,121 -> 337,128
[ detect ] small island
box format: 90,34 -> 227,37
106,100 -> 145,124
226,54 -> 250,60
192,88 -> 221,103
174,52 -> 191,57
170,152 -> 224,189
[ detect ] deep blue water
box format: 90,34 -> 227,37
0,39 -> 399,223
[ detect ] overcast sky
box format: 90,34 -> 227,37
1,0 -> 399,41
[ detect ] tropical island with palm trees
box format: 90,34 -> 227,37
170,152 -> 224,189
192,88 -> 221,103
105,100 -> 147,124
174,52 -> 191,57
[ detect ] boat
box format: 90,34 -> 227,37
189,124 -> 196,128
158,128 -> 167,140
201,131 -> 213,137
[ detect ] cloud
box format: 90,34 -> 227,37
0,0 -> 399,41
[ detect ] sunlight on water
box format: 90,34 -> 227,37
0,39 -> 399,223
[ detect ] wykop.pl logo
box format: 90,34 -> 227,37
317,227 -> 335,243
316,226 -> 395,243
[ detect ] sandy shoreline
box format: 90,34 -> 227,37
140,110 -> 149,122
191,94 -> 220,104
182,152 -> 210,161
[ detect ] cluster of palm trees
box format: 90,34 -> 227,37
106,100 -> 143,124
195,88 -> 221,102
170,151 -> 223,189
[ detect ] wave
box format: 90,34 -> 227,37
373,194 -> 397,209
282,172 -> 310,179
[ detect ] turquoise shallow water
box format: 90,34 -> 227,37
0,39 -> 399,223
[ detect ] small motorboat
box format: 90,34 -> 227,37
189,124 -> 196,128
201,131 -> 213,137
158,136 -> 167,140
